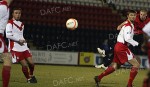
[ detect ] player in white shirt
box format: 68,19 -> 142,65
6,8 -> 37,83
0,0 -> 13,87
142,21 -> 150,68
94,10 -> 140,87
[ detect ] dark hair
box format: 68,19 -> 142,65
127,10 -> 137,16
12,8 -> 22,13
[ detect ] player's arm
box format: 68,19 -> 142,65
6,23 -> 25,44
22,26 -> 26,43
117,21 -> 127,30
141,22 -> 150,52
143,22 -> 150,41
141,33 -> 148,52
123,26 -> 139,46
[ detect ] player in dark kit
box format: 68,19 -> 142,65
95,39 -> 116,70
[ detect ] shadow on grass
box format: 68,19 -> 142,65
92,82 -> 117,87
10,80 -> 26,83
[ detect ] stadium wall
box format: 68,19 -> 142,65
31,50 -> 149,69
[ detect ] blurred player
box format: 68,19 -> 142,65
142,71 -> 150,87
0,0 -> 13,87
6,8 -> 37,83
94,10 -> 140,87
142,21 -> 150,68
117,10 -> 150,55
95,39 -> 116,70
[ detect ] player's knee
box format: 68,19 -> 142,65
133,62 -> 140,68
137,63 -> 140,68
21,64 -> 28,67
2,53 -> 11,66
111,63 -> 118,69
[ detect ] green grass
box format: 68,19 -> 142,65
0,64 -> 148,87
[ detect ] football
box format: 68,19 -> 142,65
66,18 -> 78,30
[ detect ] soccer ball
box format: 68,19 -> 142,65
66,18 -> 78,30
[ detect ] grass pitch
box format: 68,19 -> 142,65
0,64 -> 148,87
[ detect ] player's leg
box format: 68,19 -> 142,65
142,71 -> 150,87
24,50 -> 37,83
26,57 -> 37,83
1,53 -> 11,87
20,59 -> 30,81
97,62 -> 118,80
24,50 -> 35,77
94,62 -> 118,87
95,48 -> 108,69
127,58 -> 140,87
26,57 -> 34,76
0,35 -> 11,87
95,54 -> 114,70
94,46 -> 121,87
103,53 -> 114,67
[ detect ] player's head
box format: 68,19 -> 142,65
12,8 -> 22,21
139,10 -> 148,21
127,10 -> 137,22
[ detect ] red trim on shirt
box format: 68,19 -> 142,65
8,19 -> 24,31
0,1 -> 8,10
124,20 -> 133,30
0,1 -> 8,6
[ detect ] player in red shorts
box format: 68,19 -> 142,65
94,10 -> 140,87
6,8 -> 37,83
0,0 -> 13,87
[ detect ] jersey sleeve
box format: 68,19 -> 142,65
123,26 -> 139,46
6,23 -> 20,41
143,22 -> 150,36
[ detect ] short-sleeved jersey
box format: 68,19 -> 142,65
6,19 -> 29,52
0,1 -> 9,34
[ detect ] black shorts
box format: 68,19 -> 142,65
103,53 -> 114,67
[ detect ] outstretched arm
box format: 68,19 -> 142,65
117,21 -> 127,30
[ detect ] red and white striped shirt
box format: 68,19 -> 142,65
6,19 -> 29,52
